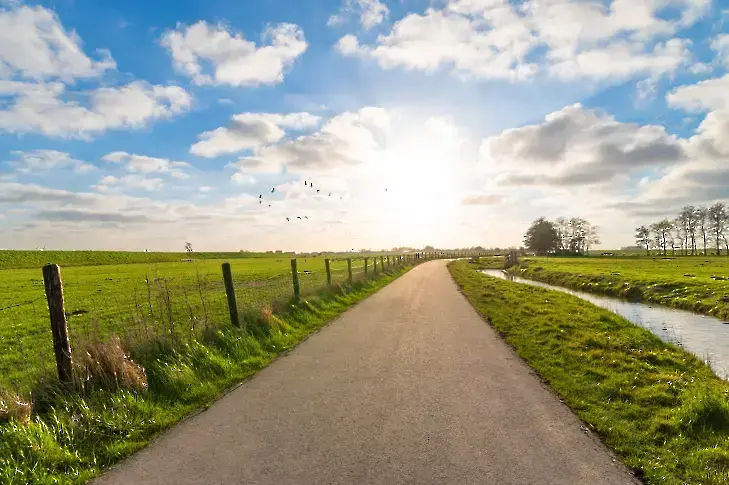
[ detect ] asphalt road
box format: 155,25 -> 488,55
96,260 -> 638,485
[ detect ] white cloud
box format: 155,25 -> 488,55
160,21 -> 307,86
711,34 -> 729,66
0,79 -> 191,138
667,74 -> 729,113
230,107 -> 390,178
461,193 -> 504,205
482,103 -> 686,187
338,0 -> 705,82
328,0 -> 389,30
190,112 -> 321,158
93,174 -> 164,192
0,5 -> 115,81
101,151 -> 192,179
6,150 -> 95,174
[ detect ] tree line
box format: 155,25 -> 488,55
635,203 -> 729,256
524,217 -> 600,255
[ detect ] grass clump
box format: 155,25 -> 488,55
0,393 -> 31,425
449,260 -> 729,484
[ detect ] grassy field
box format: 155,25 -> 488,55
449,260 -> 729,484
0,259 -> 413,484
511,256 -> 729,321
0,255 -> 388,390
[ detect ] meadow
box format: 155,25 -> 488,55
511,256 -> 729,321
0,254 -> 381,390
450,260 -> 729,484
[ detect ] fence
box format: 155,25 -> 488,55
0,252 -> 484,389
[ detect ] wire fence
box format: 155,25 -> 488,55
0,252 -> 479,391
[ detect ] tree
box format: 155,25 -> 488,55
679,206 -> 698,255
650,219 -> 673,256
584,223 -> 601,256
709,202 -> 728,256
635,226 -> 651,256
184,242 -> 194,253
696,206 -> 708,255
524,217 -> 560,255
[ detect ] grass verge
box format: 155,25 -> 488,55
449,260 -> 729,484
0,266 -> 411,484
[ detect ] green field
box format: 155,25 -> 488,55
450,260 -> 729,484
0,254 -> 394,390
510,256 -> 729,321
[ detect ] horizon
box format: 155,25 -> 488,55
1,0 -> 728,252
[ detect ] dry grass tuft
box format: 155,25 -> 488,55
0,391 -> 32,424
74,336 -> 148,393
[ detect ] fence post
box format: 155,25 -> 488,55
291,259 -> 301,300
42,264 -> 73,384
221,262 -> 240,327
387,256 -> 390,269
364,257 -> 369,278
380,256 -> 385,272
347,258 -> 353,283
373,256 -> 378,276
325,258 -> 332,286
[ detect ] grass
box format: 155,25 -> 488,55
0,263 -> 413,484
0,256 -> 372,389
512,256 -> 729,321
449,260 -> 729,484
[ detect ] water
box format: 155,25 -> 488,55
481,269 -> 729,379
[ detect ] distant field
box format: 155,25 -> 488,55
0,250 -> 297,270
0,254 -> 387,389
515,256 -> 729,320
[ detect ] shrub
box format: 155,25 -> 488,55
74,337 -> 148,394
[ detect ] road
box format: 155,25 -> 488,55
95,260 -> 638,485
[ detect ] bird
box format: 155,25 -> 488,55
259,200 -> 262,204
259,194 -> 262,198
304,216 -> 308,219
310,182 -> 314,188
329,192 -> 332,196
317,189 -> 320,193
271,188 -> 275,193
297,216 -> 302,220
268,204 -> 271,208
286,217 -> 290,221
385,188 -> 388,192
305,181 -> 308,186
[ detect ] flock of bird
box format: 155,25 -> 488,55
256,179 -> 387,223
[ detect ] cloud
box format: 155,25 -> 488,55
482,103 -> 687,187
712,34 -> 729,66
160,21 -> 307,86
34,209 -> 152,224
190,112 -> 321,158
667,73 -> 729,113
101,151 -> 191,176
0,182 -> 99,204
93,174 -> 165,192
0,5 -> 115,81
0,80 -> 191,138
337,0 -> 704,82
6,150 -> 95,174
230,107 -> 390,177
461,194 -> 504,205
328,0 -> 389,30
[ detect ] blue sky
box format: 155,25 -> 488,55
1,0 -> 728,251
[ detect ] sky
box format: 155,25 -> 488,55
0,0 -> 728,252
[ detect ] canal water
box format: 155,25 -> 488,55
481,269 -> 729,379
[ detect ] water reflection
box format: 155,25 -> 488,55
481,269 -> 729,379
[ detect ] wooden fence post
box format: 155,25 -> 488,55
221,263 -> 240,327
325,258 -> 332,286
42,264 -> 73,384
386,256 -> 390,269
364,257 -> 369,278
373,256 -> 378,276
380,256 -> 385,272
291,259 -> 301,300
347,258 -> 353,283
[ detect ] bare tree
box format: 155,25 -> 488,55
696,206 -> 708,255
650,219 -> 673,256
709,202 -> 728,256
184,242 -> 194,253
679,206 -> 699,255
635,226 -> 652,256
585,223 -> 601,256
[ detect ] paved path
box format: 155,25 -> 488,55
96,260 -> 638,485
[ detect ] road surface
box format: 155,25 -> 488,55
96,260 -> 638,485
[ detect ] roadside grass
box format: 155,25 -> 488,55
0,265 -> 411,485
515,257 -> 729,321
0,256 -> 358,389
449,260 -> 729,485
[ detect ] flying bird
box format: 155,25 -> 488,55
259,200 -> 262,204
305,216 -> 308,219
305,181 -> 308,186
317,189 -> 320,193
286,217 -> 290,221
329,192 -> 332,197
259,194 -> 262,198
271,188 -> 275,193
297,216 -> 302,220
